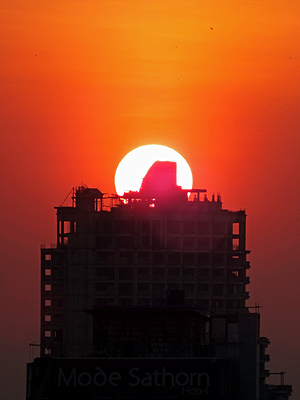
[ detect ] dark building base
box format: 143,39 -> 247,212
26,357 -> 236,400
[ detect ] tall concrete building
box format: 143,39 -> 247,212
27,162 -> 292,400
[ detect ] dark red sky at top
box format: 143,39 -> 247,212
1,1 -> 300,399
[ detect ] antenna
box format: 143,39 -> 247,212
29,342 -> 40,362
59,187 -> 74,207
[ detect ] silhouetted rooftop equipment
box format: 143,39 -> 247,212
120,161 -> 206,202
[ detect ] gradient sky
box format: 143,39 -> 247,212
1,1 -> 300,398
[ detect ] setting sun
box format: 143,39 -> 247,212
114,144 -> 193,196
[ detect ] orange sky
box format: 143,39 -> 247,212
1,1 -> 300,398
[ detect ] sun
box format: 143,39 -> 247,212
114,144 -> 193,196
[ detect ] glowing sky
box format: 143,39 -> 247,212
1,1 -> 300,398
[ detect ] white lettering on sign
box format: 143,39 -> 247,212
58,366 -> 210,389
129,367 -> 209,387
58,367 -> 121,387
182,386 -> 209,395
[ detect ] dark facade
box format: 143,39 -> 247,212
27,162 -> 292,399
40,184 -> 250,358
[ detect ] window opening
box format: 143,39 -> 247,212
232,238 -> 239,250
232,222 -> 239,235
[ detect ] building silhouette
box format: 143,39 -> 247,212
27,162 -> 292,399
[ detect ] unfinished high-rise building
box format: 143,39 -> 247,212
27,162 -> 292,400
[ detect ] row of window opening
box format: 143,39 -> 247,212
95,282 -> 246,296
96,251 -> 243,266
96,267 -> 244,280
97,236 -> 240,251
97,220 -> 240,236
